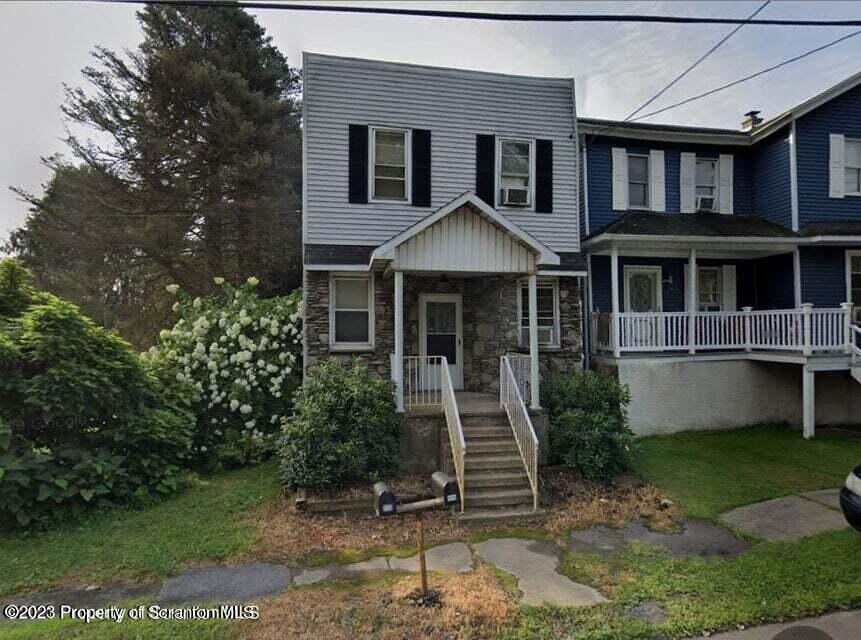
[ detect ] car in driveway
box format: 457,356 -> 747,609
839,464 -> 861,531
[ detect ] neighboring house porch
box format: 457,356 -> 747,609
583,212 -> 861,438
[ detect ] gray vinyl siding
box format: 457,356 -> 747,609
303,53 -> 580,252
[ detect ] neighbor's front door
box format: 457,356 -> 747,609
419,294 -> 463,390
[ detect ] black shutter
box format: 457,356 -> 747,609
348,124 -> 368,204
535,139 -> 553,213
475,134 -> 496,206
412,129 -> 431,207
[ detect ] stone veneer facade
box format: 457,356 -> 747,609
303,269 -> 583,390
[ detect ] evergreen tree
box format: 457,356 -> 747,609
10,4 -> 302,346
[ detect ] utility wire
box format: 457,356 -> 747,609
623,0 -> 770,122
630,28 -> 861,122
99,0 -> 861,27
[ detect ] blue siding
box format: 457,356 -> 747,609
590,256 -> 753,313
755,253 -> 795,309
800,247 -> 848,307
751,126 -> 792,228
796,84 -> 861,227
584,136 -> 753,234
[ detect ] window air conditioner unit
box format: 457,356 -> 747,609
521,327 -> 555,345
502,187 -> 529,206
696,195 -> 716,212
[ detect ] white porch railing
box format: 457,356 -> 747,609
504,352 -> 532,400
852,325 -> 861,363
397,355 -> 467,512
500,355 -> 539,511
592,305 -> 854,356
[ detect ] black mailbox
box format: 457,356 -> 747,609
431,471 -> 460,506
373,481 -> 397,517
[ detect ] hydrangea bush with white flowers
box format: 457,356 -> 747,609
146,277 -> 302,469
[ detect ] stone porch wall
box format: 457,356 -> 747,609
303,270 -> 583,390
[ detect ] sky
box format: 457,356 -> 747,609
2,0 -> 861,245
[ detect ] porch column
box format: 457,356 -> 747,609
394,270 -> 404,413
688,247 -> 697,354
528,273 -> 541,410
610,246 -> 621,358
802,367 -> 815,439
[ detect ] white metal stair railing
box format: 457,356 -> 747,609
439,357 -> 467,513
398,355 -> 467,512
499,355 -> 539,511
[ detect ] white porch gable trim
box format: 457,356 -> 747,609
370,192 -> 559,271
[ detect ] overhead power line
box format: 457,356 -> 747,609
630,28 -> 861,122
623,0 -> 771,122
101,0 -> 861,27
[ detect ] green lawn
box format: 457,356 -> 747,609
0,464 -> 279,596
511,528 -> 861,640
633,424 -> 861,519
0,608 -> 229,640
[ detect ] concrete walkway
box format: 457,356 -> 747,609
703,610 -> 860,640
719,490 -> 848,542
473,538 -> 608,607
2,539 -> 606,615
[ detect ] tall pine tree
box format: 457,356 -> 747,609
10,5 -> 302,346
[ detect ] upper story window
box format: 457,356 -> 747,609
627,154 -> 650,209
330,274 -> 375,351
845,139 -> 861,196
497,138 -> 533,207
518,278 -> 560,347
370,127 -> 410,202
695,158 -> 718,212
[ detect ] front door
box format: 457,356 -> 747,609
624,266 -> 663,348
419,294 -> 463,390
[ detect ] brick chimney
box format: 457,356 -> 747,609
741,110 -> 763,132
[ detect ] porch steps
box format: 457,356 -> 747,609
451,407 -> 540,523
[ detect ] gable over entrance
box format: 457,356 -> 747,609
371,192 -> 559,273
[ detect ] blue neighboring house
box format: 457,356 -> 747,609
580,73 -> 861,437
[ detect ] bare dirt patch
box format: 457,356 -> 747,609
541,468 -> 682,535
245,566 -> 515,640
251,469 -> 681,565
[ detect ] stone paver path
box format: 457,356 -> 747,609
473,538 -> 608,607
4,540 -> 603,613
569,518 -> 750,559
703,609 -> 860,639
720,494 -> 848,542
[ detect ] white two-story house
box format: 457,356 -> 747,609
301,53 -> 585,518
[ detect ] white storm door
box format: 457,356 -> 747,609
624,266 -> 663,348
419,294 -> 463,390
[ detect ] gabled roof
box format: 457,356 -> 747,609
580,70 -> 861,145
371,192 -> 560,266
752,70 -> 861,142
586,212 -> 798,241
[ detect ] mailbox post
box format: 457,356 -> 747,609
373,472 -> 460,599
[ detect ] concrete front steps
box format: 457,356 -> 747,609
449,408 -> 543,525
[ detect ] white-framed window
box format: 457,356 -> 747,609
847,251 -> 861,309
627,154 -> 650,209
845,138 -> 861,196
497,138 -> 534,208
329,274 -> 375,350
697,267 -> 722,311
518,278 -> 560,347
370,127 -> 410,202
695,158 -> 718,212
